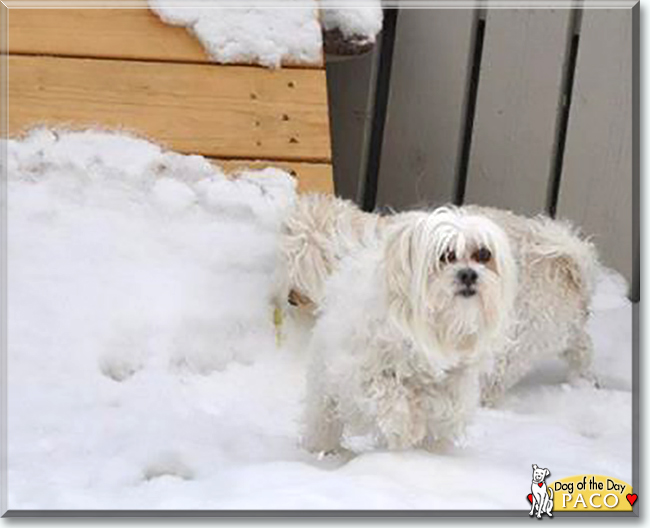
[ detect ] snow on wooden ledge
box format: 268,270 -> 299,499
148,0 -> 325,69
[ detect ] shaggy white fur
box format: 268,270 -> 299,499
281,194 -> 384,307
301,207 -> 517,453
282,194 -> 599,414
464,205 -> 598,405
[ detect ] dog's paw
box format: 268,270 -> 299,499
142,451 -> 195,481
99,353 -> 143,382
299,436 -> 340,457
568,371 -> 601,390
479,383 -> 506,408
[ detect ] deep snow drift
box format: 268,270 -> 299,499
6,130 -> 632,510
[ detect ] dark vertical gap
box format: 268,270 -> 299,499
547,10 -> 581,218
453,14 -> 486,206
631,2 -> 639,303
361,8 -> 399,212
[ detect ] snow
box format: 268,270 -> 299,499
148,0 -> 323,68
148,1 -> 384,68
321,1 -> 383,44
6,130 -> 632,510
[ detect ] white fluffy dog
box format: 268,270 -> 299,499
282,194 -> 598,410
299,207 -> 517,453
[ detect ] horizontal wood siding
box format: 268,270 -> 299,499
214,159 -> 333,194
7,7 -> 323,68
8,55 -> 332,162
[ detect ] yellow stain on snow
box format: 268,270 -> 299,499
273,306 -> 284,347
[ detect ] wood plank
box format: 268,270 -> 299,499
7,55 -> 332,162
213,159 -> 333,194
557,9 -> 634,296
465,9 -> 571,214
326,46 -> 379,203
376,9 -> 476,210
7,7 -> 324,68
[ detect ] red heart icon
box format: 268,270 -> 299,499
627,493 -> 638,506
538,483 -> 543,487
527,494 -> 533,503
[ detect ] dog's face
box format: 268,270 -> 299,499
385,207 -> 516,361
532,464 -> 550,484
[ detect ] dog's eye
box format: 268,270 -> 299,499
473,247 -> 491,264
440,250 -> 456,265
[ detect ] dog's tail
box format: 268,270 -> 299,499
281,194 -> 382,306
527,216 -> 599,301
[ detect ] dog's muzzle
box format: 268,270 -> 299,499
456,268 -> 478,297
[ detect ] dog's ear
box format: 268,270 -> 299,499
545,469 -> 550,478
532,464 -> 538,470
384,220 -> 416,304
383,216 -> 442,355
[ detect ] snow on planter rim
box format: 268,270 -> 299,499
320,1 -> 383,42
6,129 -> 632,510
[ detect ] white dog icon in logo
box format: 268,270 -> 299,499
529,464 -> 554,518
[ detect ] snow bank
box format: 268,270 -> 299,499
148,0 -> 323,68
6,130 -> 632,510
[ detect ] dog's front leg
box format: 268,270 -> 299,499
373,373 -> 426,450
529,497 -> 537,516
302,392 -> 343,454
302,358 -> 343,454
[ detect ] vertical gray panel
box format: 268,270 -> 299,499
465,9 -> 571,214
326,48 -> 379,203
376,9 -> 476,210
557,9 -> 633,294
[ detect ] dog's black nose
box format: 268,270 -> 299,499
457,268 -> 478,286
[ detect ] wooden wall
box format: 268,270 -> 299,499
329,6 -> 637,299
5,6 -> 334,193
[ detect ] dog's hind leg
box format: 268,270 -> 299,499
480,349 -> 535,407
563,327 -> 598,388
